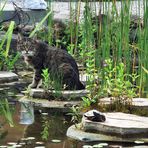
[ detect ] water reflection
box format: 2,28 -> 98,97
19,102 -> 34,125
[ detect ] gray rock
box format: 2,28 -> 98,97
0,71 -> 18,83
99,98 -> 148,110
67,124 -> 148,143
82,112 -> 148,137
27,88 -> 89,99
19,96 -> 81,112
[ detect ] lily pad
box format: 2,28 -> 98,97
51,139 -> 61,143
134,141 -> 145,144
83,145 -> 93,148
36,142 -> 44,145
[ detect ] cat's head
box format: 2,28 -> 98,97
17,34 -> 37,65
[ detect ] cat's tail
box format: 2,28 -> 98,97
77,81 -> 85,90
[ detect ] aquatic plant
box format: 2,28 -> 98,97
81,96 -> 97,108
0,99 -> 14,127
41,116 -> 50,140
29,10 -> 52,38
99,59 -> 139,99
68,105 -> 81,126
41,68 -> 50,91
76,0 -> 147,98
0,21 -> 20,71
41,68 -> 63,98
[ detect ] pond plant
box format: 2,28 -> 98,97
0,99 -> 14,127
0,21 -> 20,71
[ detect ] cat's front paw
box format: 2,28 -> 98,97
28,83 -> 38,88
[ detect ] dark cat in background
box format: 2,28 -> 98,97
17,36 -> 85,90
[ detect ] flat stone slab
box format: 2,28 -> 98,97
27,88 -> 89,99
19,96 -> 81,112
100,98 -> 148,109
0,71 -> 18,83
82,112 -> 148,137
67,124 -> 148,143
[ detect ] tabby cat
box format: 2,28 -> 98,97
17,36 -> 85,90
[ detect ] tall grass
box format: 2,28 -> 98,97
138,0 -> 148,97
66,0 -> 147,98
20,0 -> 148,97
27,0 -> 148,97
0,21 -> 19,71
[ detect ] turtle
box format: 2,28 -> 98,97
84,110 -> 106,122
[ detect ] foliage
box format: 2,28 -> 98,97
29,11 -> 52,38
0,99 -> 14,127
0,21 -> 20,71
81,96 -> 96,108
41,116 -> 50,141
41,68 -> 63,97
142,66 -> 148,74
41,68 -> 50,91
67,105 -> 81,126
99,59 -> 139,99
84,58 -> 139,108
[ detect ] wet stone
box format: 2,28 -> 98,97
99,98 -> 148,110
0,71 -> 18,83
82,112 -> 148,137
28,88 -> 89,99
67,113 -> 148,143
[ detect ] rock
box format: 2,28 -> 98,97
0,71 -> 18,83
19,96 -> 81,112
82,112 -> 148,137
99,98 -> 148,110
67,122 -> 148,143
67,124 -> 134,143
27,88 -> 89,99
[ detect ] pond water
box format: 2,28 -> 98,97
0,105 -> 147,148
0,89 -> 148,148
0,101 -> 83,148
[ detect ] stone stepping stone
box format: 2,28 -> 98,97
82,112 -> 148,137
27,88 -> 89,99
67,112 -> 148,142
19,96 -> 81,110
67,124 -> 148,143
0,71 -> 18,83
100,98 -> 148,109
